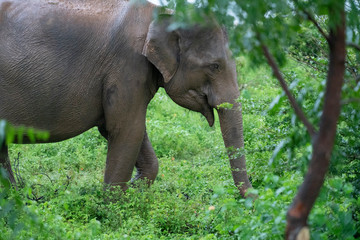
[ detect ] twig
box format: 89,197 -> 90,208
14,152 -> 25,188
29,184 -> 45,201
257,35 -> 317,138
38,172 -> 54,184
341,98 -> 360,105
288,54 -> 325,73
303,10 -> 330,43
54,175 -> 71,194
28,174 -> 71,202
293,0 -> 330,42
347,42 -> 360,52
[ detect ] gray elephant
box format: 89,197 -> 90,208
0,0 -> 252,197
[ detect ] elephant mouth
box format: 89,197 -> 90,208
169,89 -> 215,127
203,106 -> 215,127
187,90 -> 215,127
201,95 -> 215,127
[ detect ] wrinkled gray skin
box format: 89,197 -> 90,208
0,0 -> 252,197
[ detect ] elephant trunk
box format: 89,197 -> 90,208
217,102 -> 252,198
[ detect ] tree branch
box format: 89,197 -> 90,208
303,10 -> 330,43
285,8 -> 346,240
347,42 -> 360,52
293,0 -> 330,42
341,98 -> 360,105
257,36 -> 317,138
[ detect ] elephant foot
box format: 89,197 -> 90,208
0,145 -> 17,189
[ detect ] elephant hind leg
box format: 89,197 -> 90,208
98,124 -> 108,140
0,145 -> 16,187
132,131 -> 159,185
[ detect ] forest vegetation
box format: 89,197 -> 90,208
1,0 -> 359,239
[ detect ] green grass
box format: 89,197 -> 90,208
1,58 -> 358,239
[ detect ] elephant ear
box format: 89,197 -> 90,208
142,17 -> 180,83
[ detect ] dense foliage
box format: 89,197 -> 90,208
1,54 -> 359,238
1,0 -> 359,238
162,0 -> 359,237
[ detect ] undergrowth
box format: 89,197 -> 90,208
1,58 -> 358,239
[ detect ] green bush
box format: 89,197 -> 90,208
1,54 -> 358,238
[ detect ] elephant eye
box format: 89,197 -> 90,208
209,63 -> 220,72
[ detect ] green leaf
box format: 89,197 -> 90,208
217,102 -> 234,110
27,128 -> 36,143
5,124 -> 15,145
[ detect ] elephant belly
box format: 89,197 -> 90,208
0,82 -> 104,143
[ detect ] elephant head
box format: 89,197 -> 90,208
142,16 -> 252,197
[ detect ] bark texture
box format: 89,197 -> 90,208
285,9 -> 346,240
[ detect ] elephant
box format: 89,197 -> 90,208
0,0 -> 252,197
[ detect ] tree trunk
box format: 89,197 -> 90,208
285,8 -> 346,239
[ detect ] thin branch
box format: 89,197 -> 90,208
257,36 -> 317,138
293,0 -> 330,42
38,172 -> 54,184
303,10 -> 330,42
27,175 -> 71,202
288,54 -> 324,73
341,98 -> 360,105
14,152 -> 25,188
347,42 -> 360,52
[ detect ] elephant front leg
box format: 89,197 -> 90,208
104,125 -> 145,191
0,145 -> 16,187
132,131 -> 159,185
